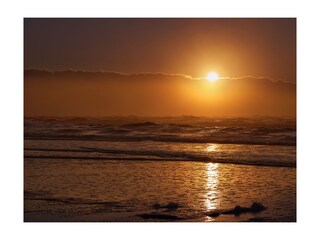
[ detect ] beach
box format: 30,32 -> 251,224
24,159 -> 295,222
24,116 -> 296,222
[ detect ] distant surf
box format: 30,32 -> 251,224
24,116 -> 296,167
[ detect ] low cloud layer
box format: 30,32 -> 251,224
24,69 -> 296,117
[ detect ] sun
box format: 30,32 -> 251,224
207,72 -> 219,82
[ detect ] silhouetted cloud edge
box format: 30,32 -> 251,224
24,69 -> 295,85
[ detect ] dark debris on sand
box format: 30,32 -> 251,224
207,202 -> 267,217
136,202 -> 184,221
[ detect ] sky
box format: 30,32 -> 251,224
24,18 -> 296,82
24,18 -> 296,117
24,70 -> 296,117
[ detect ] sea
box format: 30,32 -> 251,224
24,116 -> 296,222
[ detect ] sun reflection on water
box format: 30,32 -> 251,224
206,144 -> 218,152
205,162 -> 220,211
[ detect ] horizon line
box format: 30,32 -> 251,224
24,68 -> 294,84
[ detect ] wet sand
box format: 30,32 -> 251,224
24,159 -> 296,222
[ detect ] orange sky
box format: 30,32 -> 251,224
24,70 -> 296,117
24,19 -> 296,117
24,18 -> 296,82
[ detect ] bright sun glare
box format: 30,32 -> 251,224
207,72 -> 219,82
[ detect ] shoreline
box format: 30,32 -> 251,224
24,156 -> 296,168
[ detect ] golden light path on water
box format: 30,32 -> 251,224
205,163 -> 219,211
206,144 -> 218,152
205,144 -> 220,211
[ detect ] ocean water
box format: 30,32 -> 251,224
24,116 -> 296,222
